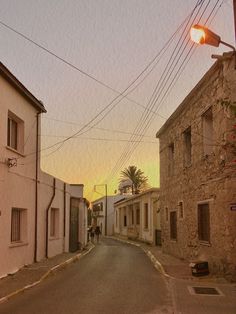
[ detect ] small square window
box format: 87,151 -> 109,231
50,208 -> 59,237
183,127 -> 192,167
7,111 -> 24,153
124,215 -> 127,227
165,207 -> 169,222
11,208 -> 27,243
136,208 -> 140,225
168,143 -> 174,176
179,201 -> 184,219
202,108 -> 214,155
198,203 -> 210,242
170,211 -> 177,240
144,203 -> 148,229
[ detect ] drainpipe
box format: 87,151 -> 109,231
46,178 -> 56,258
34,112 -> 40,263
63,183 -> 66,251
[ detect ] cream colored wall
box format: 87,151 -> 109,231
37,175 -> 85,260
0,75 -> 86,278
114,190 -> 160,244
0,76 -> 38,278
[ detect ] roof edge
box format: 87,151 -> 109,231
156,52 -> 234,138
0,62 -> 46,113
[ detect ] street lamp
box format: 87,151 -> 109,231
190,24 -> 235,51
190,24 -> 236,68
94,184 -> 108,236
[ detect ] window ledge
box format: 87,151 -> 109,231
170,239 -> 177,242
6,146 -> 25,157
199,241 -> 211,247
9,242 -> 28,248
49,237 -> 60,241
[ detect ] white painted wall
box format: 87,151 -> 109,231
0,74 -> 38,278
92,195 -> 125,236
114,189 -> 160,244
0,66 -> 86,278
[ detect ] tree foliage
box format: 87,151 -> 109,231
119,165 -> 149,195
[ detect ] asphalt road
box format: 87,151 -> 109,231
0,238 -> 173,314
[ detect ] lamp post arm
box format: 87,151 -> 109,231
220,40 -> 236,52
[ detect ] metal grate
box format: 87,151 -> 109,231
188,286 -> 224,296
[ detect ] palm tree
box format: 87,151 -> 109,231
119,165 -> 148,195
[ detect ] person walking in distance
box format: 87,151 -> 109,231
95,226 -> 101,243
89,226 -> 95,243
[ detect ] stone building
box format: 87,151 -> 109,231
156,52 -> 236,281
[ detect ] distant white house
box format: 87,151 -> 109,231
114,188 -> 161,245
0,62 -> 87,278
91,195 -> 126,236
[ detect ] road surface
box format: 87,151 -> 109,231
0,238 -> 173,314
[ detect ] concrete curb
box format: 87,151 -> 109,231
0,244 -> 95,305
108,236 -> 172,279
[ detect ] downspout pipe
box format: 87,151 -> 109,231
46,178 -> 56,258
63,183 -> 66,251
34,112 -> 40,263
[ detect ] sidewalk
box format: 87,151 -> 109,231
0,243 -> 94,304
110,236 -> 229,283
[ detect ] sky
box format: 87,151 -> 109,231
0,0 -> 235,201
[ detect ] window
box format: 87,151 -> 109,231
183,127 -> 192,166
198,203 -> 210,242
179,201 -> 184,219
170,211 -> 177,240
136,208 -> 140,225
11,208 -> 27,243
124,215 -> 127,227
144,203 -> 148,229
165,207 -> 169,222
128,205 -> 134,225
50,208 -> 59,237
7,112 -> 24,153
168,143 -> 174,176
202,108 -> 214,155
8,117 -> 17,150
116,210 -> 118,227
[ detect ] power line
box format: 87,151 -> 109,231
40,134 -> 158,144
107,0 -> 223,184
104,0 -> 224,183
1,10 -> 189,160
105,0 -> 208,182
41,116 -> 158,138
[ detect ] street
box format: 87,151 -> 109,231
0,238 -> 173,314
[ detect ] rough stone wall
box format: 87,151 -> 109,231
158,54 -> 236,281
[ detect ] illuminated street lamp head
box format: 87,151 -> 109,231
190,24 -> 221,47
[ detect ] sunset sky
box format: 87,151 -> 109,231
0,0 -> 234,201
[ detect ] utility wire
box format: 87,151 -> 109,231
42,116 -> 159,138
105,0 -> 208,182
37,20 -> 185,159
40,134 -> 158,144
0,18 -> 176,155
106,0 -> 223,184
0,9 -> 192,160
105,0 -> 223,183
